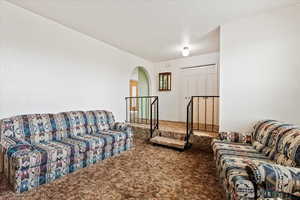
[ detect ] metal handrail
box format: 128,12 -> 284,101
186,98 -> 193,148
186,96 -> 220,140
150,97 -> 159,138
125,96 -> 158,99
125,96 -> 159,138
192,96 -> 219,98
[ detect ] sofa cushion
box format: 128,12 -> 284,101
60,137 -> 91,153
216,149 -> 268,170
252,120 -> 280,153
96,130 -> 129,142
271,128 -> 300,166
70,135 -> 106,150
252,120 -> 277,141
58,111 -> 89,137
252,120 -> 296,157
0,114 -> 66,144
6,140 -> 84,170
70,130 -> 128,152
212,140 -> 263,162
212,140 -> 257,153
85,110 -> 114,132
105,111 -> 115,128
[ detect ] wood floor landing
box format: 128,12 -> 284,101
130,120 -> 218,141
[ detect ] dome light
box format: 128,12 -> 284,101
182,47 -> 190,57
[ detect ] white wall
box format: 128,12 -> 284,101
0,1 -> 155,121
220,4 -> 300,133
154,52 -> 219,122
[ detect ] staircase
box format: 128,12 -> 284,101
131,121 -> 189,150
126,96 -> 219,150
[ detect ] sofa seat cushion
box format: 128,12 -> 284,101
7,140 -> 84,170
212,140 -> 257,154
70,131 -> 130,153
213,141 -> 264,165
216,150 -> 268,169
95,130 -> 129,142
70,135 -> 107,151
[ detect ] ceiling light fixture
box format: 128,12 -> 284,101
182,46 -> 190,57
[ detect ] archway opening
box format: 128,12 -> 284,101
129,66 -> 150,98
128,66 -> 151,123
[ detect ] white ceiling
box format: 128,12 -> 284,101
6,0 -> 300,62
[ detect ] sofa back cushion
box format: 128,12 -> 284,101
252,120 -> 297,157
0,114 -> 64,144
58,111 -> 89,137
252,120 -> 282,154
269,127 -> 300,167
85,110 -> 114,133
252,120 -> 300,167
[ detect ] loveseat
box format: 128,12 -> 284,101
212,120 -> 300,200
0,110 -> 133,193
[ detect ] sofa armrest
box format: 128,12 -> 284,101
110,122 -> 132,133
0,136 -> 33,173
219,131 -> 252,144
0,136 -> 32,154
246,161 -> 300,197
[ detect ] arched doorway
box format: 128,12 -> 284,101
129,66 -> 150,98
128,66 -> 151,123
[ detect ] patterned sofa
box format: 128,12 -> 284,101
212,120 -> 300,200
0,110 -> 133,193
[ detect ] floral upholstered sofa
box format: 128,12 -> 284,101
212,120 -> 300,200
0,110 -> 133,193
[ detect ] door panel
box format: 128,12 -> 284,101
206,73 -> 218,96
130,80 -> 138,111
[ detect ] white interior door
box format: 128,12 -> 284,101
206,73 -> 219,96
179,65 -> 218,121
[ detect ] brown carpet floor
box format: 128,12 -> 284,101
0,136 -> 225,200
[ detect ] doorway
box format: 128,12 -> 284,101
179,64 -> 219,131
128,67 -> 151,122
129,66 -> 150,97
129,80 -> 138,111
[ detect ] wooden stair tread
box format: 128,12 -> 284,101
150,136 -> 186,149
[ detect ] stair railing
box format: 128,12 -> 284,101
150,96 -> 159,138
125,96 -> 159,138
192,96 -> 220,132
186,96 -> 220,143
186,97 -> 193,148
